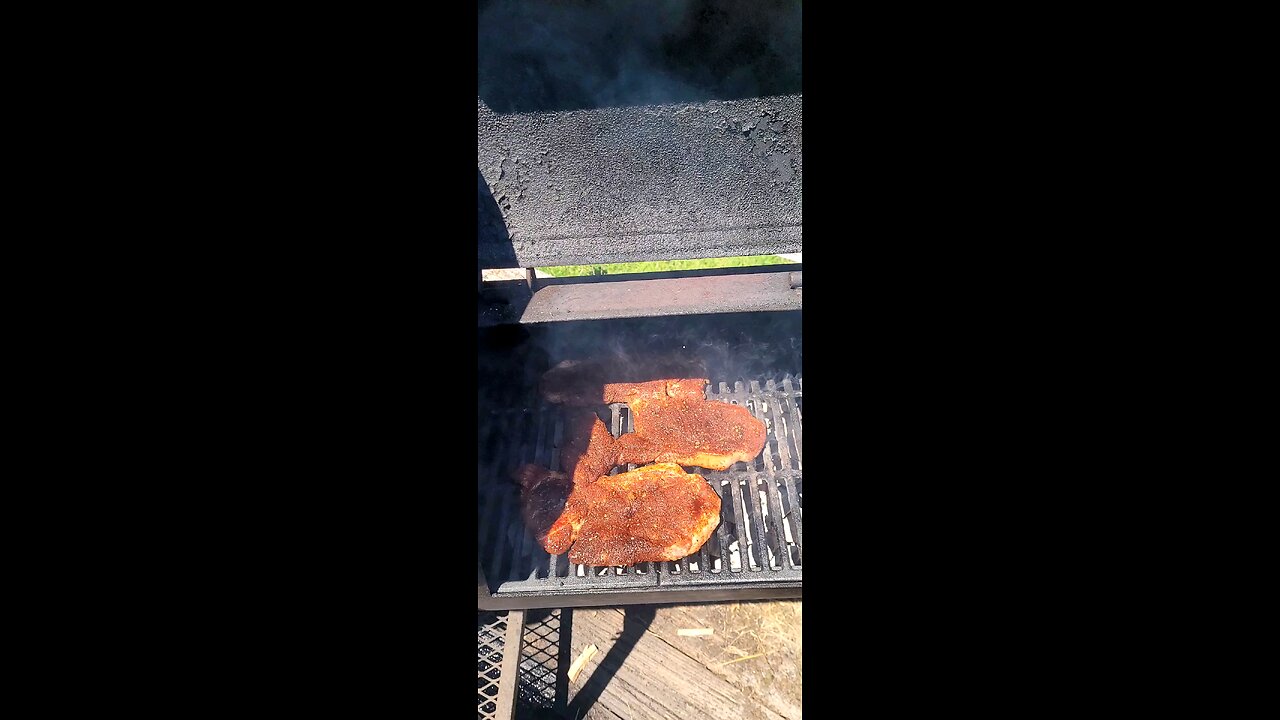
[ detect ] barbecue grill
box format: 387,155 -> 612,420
477,0 -> 802,613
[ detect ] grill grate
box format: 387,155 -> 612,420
477,374 -> 802,607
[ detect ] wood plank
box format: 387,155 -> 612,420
623,604 -> 803,720
495,610 -> 524,720
567,608 -> 788,720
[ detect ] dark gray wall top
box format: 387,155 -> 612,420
478,94 -> 802,268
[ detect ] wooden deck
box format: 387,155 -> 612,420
515,601 -> 802,720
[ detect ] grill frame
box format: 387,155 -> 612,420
477,373 -> 802,611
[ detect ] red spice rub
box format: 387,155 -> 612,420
605,379 -> 767,471
550,462 -> 722,565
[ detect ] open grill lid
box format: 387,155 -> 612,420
477,94 -> 802,269
477,0 -> 802,325
476,92 -> 803,325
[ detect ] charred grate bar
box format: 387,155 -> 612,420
477,375 -> 802,609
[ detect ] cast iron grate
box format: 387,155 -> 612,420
477,374 -> 802,605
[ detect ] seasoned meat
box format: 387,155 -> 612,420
512,409 -> 623,553
560,410 -> 624,487
605,379 -> 767,471
511,465 -> 575,553
513,371 -> 762,560
539,356 -> 708,407
547,462 -> 721,566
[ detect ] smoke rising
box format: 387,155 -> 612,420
478,0 -> 802,114
478,312 -> 802,414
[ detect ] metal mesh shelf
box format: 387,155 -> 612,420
477,610 -> 524,720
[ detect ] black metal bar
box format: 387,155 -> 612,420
782,376 -> 803,467
780,483 -> 802,568
768,380 -> 796,565
734,380 -> 769,570
623,405 -> 635,471
530,539 -> 552,580
477,422 -> 510,573
548,413 -> 564,472
477,480 -> 504,574
488,488 -> 517,585
797,376 -> 803,409
767,380 -> 790,470
547,414 -> 566,578
742,472 -> 771,571
735,380 -> 760,473
777,376 -> 804,564
728,473 -> 756,570
494,412 -> 531,583
758,381 -> 791,569
533,409 -> 550,467
480,415 -> 516,590
527,409 -> 553,580
476,583 -> 803,611
711,479 -> 732,573
512,413 -> 539,581
748,380 -> 779,567
610,403 -> 623,454
761,478 -> 787,570
712,479 -> 736,573
750,380 -> 773,473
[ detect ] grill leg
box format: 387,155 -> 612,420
496,610 -> 525,720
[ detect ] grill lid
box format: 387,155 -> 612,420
477,0 -> 802,269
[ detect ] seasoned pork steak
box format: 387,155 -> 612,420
548,462 -> 721,566
512,410 -> 623,552
511,465 -> 574,553
605,378 -> 767,471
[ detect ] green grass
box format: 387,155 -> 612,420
538,254 -> 793,277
